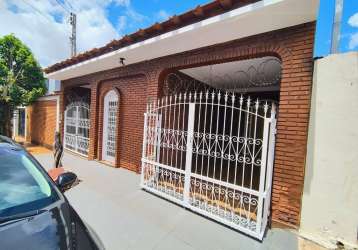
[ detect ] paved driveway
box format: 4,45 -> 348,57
34,152 -> 326,250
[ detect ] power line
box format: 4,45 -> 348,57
54,0 -> 71,13
21,0 -> 77,57
54,0 -> 77,14
52,0 -> 77,57
63,0 -> 76,12
20,0 -> 53,23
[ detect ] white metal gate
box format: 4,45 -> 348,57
140,92 -> 277,239
64,101 -> 90,156
102,90 -> 119,163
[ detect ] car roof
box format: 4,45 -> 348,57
0,136 -> 23,151
0,135 -> 15,143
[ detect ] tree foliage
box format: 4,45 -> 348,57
0,34 -> 46,107
0,34 -> 46,135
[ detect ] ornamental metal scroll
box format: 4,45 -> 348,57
162,72 -> 214,96
162,57 -> 282,95
65,89 -> 90,105
141,91 -> 278,239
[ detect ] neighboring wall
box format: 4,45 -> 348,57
300,52 -> 358,247
29,96 -> 59,148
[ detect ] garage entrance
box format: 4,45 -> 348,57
141,57 -> 280,239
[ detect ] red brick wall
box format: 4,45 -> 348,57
30,100 -> 57,148
60,22 -> 315,228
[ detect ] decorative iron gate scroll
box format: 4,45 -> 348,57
64,101 -> 90,156
140,91 -> 277,239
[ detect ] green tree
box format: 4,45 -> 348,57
0,34 -> 46,136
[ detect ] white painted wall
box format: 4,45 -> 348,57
300,52 -> 358,248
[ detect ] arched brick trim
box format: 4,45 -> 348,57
152,33 -> 294,100
155,43 -> 291,73
156,51 -> 288,97
154,44 -> 293,92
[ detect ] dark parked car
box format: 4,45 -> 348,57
0,136 -> 104,250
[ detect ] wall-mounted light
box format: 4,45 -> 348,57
119,57 -> 125,66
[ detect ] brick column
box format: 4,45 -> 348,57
88,82 -> 99,160
270,23 -> 315,227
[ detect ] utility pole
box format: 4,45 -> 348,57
331,0 -> 344,54
69,12 -> 77,57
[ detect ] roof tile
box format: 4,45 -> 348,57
44,0 -> 258,74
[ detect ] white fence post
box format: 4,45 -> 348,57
156,114 -> 162,162
12,109 -> 19,139
262,103 -> 277,231
140,112 -> 148,187
75,106 -> 79,152
183,103 -> 195,206
256,104 -> 270,235
64,109 -> 67,147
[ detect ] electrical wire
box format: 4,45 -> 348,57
63,0 -> 76,12
19,0 -> 53,23
54,0 -> 71,13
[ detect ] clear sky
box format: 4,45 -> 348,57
106,0 -> 210,35
314,0 -> 358,57
0,0 -> 357,66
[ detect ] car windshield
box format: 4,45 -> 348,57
0,144 -> 60,218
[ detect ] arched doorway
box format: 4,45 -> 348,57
64,101 -> 90,156
102,90 -> 119,164
63,86 -> 91,157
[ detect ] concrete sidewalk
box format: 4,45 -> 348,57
35,152 -> 328,250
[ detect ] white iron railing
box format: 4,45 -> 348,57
140,91 -> 276,239
64,102 -> 90,156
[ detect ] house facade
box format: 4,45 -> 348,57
44,0 -> 318,240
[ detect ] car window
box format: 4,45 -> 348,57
0,146 -> 59,217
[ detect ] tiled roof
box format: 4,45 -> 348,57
44,0 -> 258,74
